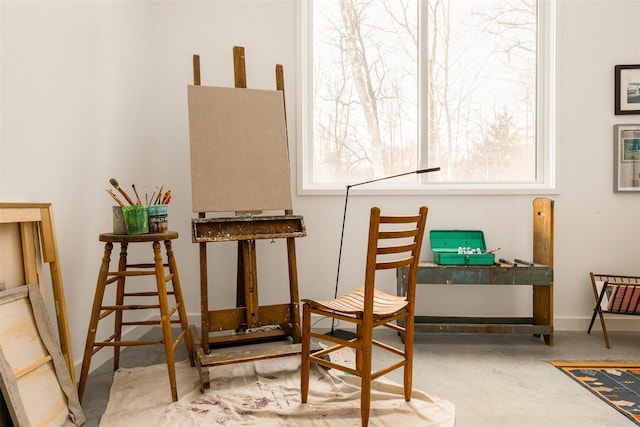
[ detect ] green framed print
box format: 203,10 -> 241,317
614,124 -> 640,192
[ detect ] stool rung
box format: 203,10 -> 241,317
97,340 -> 163,347
105,276 -> 120,285
91,333 -> 119,354
168,304 -> 179,317
121,319 -> 183,328
98,308 -> 116,320
123,291 -> 175,297
101,304 -> 160,310
127,263 -> 169,269
172,330 -> 187,350
108,271 -> 157,277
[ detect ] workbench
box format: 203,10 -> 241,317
396,197 -> 555,345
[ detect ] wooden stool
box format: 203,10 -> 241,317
78,231 -> 194,403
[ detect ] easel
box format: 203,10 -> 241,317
189,47 -> 306,390
0,203 -> 75,385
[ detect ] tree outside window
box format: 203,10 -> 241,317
306,0 -> 549,188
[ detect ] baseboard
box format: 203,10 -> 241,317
554,315 -> 640,332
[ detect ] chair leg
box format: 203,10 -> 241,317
300,303 -> 311,403
403,315 -> 414,401
360,327 -> 373,427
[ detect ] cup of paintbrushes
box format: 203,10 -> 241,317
147,205 -> 168,233
112,206 -> 127,234
122,205 -> 149,235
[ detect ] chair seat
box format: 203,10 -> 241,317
302,286 -> 408,316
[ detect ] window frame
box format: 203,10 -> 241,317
296,0 -> 557,196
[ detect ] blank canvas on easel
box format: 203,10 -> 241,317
187,85 -> 293,213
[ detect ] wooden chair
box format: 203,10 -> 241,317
300,206 -> 428,427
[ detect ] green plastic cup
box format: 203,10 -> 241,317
122,205 -> 149,235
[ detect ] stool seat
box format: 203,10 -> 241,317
99,231 -> 179,243
78,231 -> 193,403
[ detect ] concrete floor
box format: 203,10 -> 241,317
79,329 -> 640,427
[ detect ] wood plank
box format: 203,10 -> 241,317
206,329 -> 288,347
415,316 -> 536,325
19,222 -> 40,287
0,203 -> 47,223
414,320 -> 553,335
199,343 -> 301,367
532,197 -> 554,345
206,304 -> 295,333
12,355 -> 53,379
412,262 -> 553,286
39,205 -> 75,381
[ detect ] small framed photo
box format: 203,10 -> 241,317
615,65 -> 640,115
613,124 -> 640,192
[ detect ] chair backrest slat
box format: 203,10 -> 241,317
363,206 -> 428,313
377,243 -> 417,255
379,230 -> 419,239
376,257 -> 413,270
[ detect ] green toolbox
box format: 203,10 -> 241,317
429,230 -> 495,265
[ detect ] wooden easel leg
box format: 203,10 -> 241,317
286,237 -> 302,343
199,240 -> 209,355
190,324 -> 210,391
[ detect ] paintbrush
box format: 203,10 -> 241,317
109,178 -> 135,205
154,185 -> 164,205
149,187 -> 157,206
106,189 -> 125,207
131,184 -> 142,205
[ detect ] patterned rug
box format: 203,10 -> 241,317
551,361 -> 640,426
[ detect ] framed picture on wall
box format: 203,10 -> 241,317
615,65 -> 640,115
614,124 -> 640,192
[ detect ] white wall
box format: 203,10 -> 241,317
1,0 -> 639,375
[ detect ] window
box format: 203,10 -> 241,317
299,0 -> 555,193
